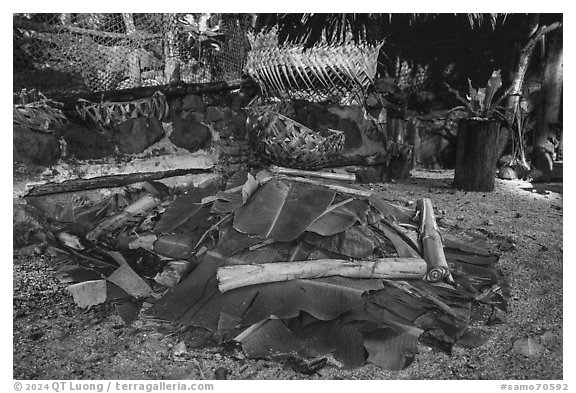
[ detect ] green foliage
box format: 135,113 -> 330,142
445,70 -> 509,120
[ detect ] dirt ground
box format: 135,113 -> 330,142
12,169 -> 563,380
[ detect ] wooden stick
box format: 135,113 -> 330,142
270,165 -> 357,182
276,175 -> 373,198
86,194 -> 159,243
416,198 -> 454,283
26,168 -> 210,196
217,258 -> 427,292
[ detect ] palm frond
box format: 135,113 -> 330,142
245,28 -> 383,105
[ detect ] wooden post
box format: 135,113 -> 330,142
454,119 -> 500,192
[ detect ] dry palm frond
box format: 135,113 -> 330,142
13,89 -> 67,132
76,91 -> 169,131
245,29 -> 383,105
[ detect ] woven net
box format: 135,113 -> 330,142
13,13 -> 251,95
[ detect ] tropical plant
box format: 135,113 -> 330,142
444,70 -> 509,120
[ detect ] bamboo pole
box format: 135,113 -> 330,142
217,258 -> 427,292
270,165 -> 357,182
416,198 -> 454,283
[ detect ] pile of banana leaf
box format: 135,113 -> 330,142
47,170 -> 509,371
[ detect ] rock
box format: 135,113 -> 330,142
227,92 -> 246,112
112,117 -> 164,154
182,94 -> 206,112
499,166 -> 518,180
57,123 -> 115,159
191,112 -> 207,124
513,337 -> 543,357
336,118 -> 363,150
528,168 -> 550,183
172,341 -> 188,358
206,106 -> 231,122
170,115 -> 211,152
231,112 -> 248,128
540,331 -> 559,348
213,367 -> 229,380
355,166 -> 384,183
212,120 -> 236,138
13,126 -> 60,165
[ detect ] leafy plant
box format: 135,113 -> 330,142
445,70 -> 509,120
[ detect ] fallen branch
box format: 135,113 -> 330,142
217,258 -> 427,292
86,194 -> 159,243
270,165 -> 357,182
26,168 -> 210,196
417,198 -> 454,283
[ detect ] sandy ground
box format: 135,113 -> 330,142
12,169 -> 563,380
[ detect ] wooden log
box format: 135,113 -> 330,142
51,78 -> 257,111
270,165 -> 357,182
217,258 -> 428,292
26,168 -> 210,196
454,119 -> 501,192
417,198 -> 454,283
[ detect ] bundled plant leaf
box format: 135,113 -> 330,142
13,89 -> 67,132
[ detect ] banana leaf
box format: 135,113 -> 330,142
153,233 -> 196,260
67,279 -> 107,308
114,300 -> 141,324
442,232 -> 493,257
216,226 -> 265,257
106,251 -> 153,299
363,323 -> 421,370
368,194 -> 414,225
227,240 -> 316,265
55,265 -> 102,284
287,317 -> 366,369
237,318 -> 321,360
211,190 -> 243,214
445,250 -> 498,266
242,173 -> 259,203
154,195 -> 203,234
304,225 -> 375,259
234,178 -> 336,242
371,221 -> 420,258
306,199 -> 369,236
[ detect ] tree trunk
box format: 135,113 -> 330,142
454,119 -> 500,192
532,30 -> 563,171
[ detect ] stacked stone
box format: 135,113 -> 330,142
179,92 -> 251,180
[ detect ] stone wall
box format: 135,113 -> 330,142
174,89 -> 253,180
14,87 -> 256,188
